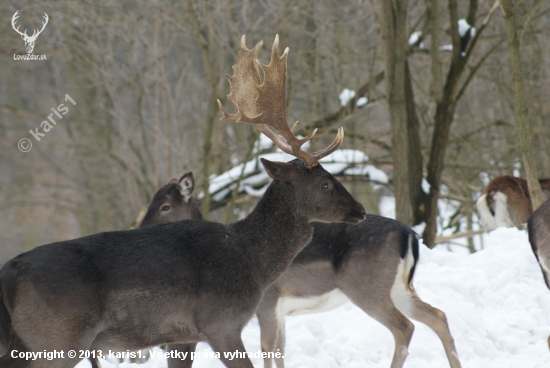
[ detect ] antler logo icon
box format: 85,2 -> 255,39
11,11 -> 49,54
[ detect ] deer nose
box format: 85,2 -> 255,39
360,208 -> 367,219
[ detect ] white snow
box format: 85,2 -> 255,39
408,31 -> 422,46
339,89 -> 368,107
77,176 -> 550,368
339,88 -> 356,106
254,133 -> 275,153
458,19 -> 475,38
356,96 -> 368,107
421,178 -> 431,193
81,225 -> 550,368
440,20 -> 475,54
204,145 -> 388,201
513,161 -> 521,178
479,172 -> 491,187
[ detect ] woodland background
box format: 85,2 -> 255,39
1,0 -> 549,264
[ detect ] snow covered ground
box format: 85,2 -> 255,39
81,225 -> 550,368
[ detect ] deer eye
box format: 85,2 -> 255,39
321,183 -> 329,190
161,205 -> 171,212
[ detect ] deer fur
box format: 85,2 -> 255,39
140,172 -> 202,227
256,217 -> 461,368
527,198 -> 550,349
476,176 -> 550,231
89,172 -> 200,368
142,180 -> 461,368
0,158 -> 365,368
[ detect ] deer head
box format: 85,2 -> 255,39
139,172 -> 203,227
218,35 -> 365,224
12,11 -> 49,54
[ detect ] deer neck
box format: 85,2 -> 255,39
230,180 -> 313,286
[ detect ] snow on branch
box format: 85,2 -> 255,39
204,147 -> 388,209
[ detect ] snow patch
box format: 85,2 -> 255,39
458,19 -> 475,38
205,146 -> 387,200
408,31 -> 424,48
339,88 -> 356,106
80,227 -> 550,368
356,96 -> 368,107
339,89 -> 368,107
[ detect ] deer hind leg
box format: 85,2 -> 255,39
402,292 -> 462,368
257,305 -> 286,368
367,304 -> 413,368
273,317 -> 285,368
348,293 -> 414,368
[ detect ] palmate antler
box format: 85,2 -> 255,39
217,35 -> 344,169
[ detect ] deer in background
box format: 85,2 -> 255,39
89,172 -> 201,368
527,198 -> 550,349
139,172 -> 202,226
476,176 -> 550,231
0,35 -> 365,368
149,196 -> 462,368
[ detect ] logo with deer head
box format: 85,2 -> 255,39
11,11 -> 49,54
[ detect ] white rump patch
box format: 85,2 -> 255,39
277,289 -> 349,318
476,193 -> 497,231
493,192 -> 516,228
390,236 -> 415,317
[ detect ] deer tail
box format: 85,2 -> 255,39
401,231 -> 419,289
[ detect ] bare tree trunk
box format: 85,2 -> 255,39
379,0 -> 414,226
404,61 -> 425,225
185,0 -> 221,219
428,0 -> 443,101
422,0 -> 499,248
500,0 -> 544,210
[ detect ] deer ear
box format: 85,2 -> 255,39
178,171 -> 195,199
261,159 -> 297,181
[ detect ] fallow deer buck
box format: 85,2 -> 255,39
476,175 -> 550,231
527,198 -> 550,349
89,172 -> 201,368
0,35 -> 365,368
145,185 -> 463,368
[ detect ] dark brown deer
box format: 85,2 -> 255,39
140,172 -> 202,227
476,176 -> 550,231
146,192 -> 462,368
527,198 -> 550,349
0,35 -> 365,368
89,172 -> 201,368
